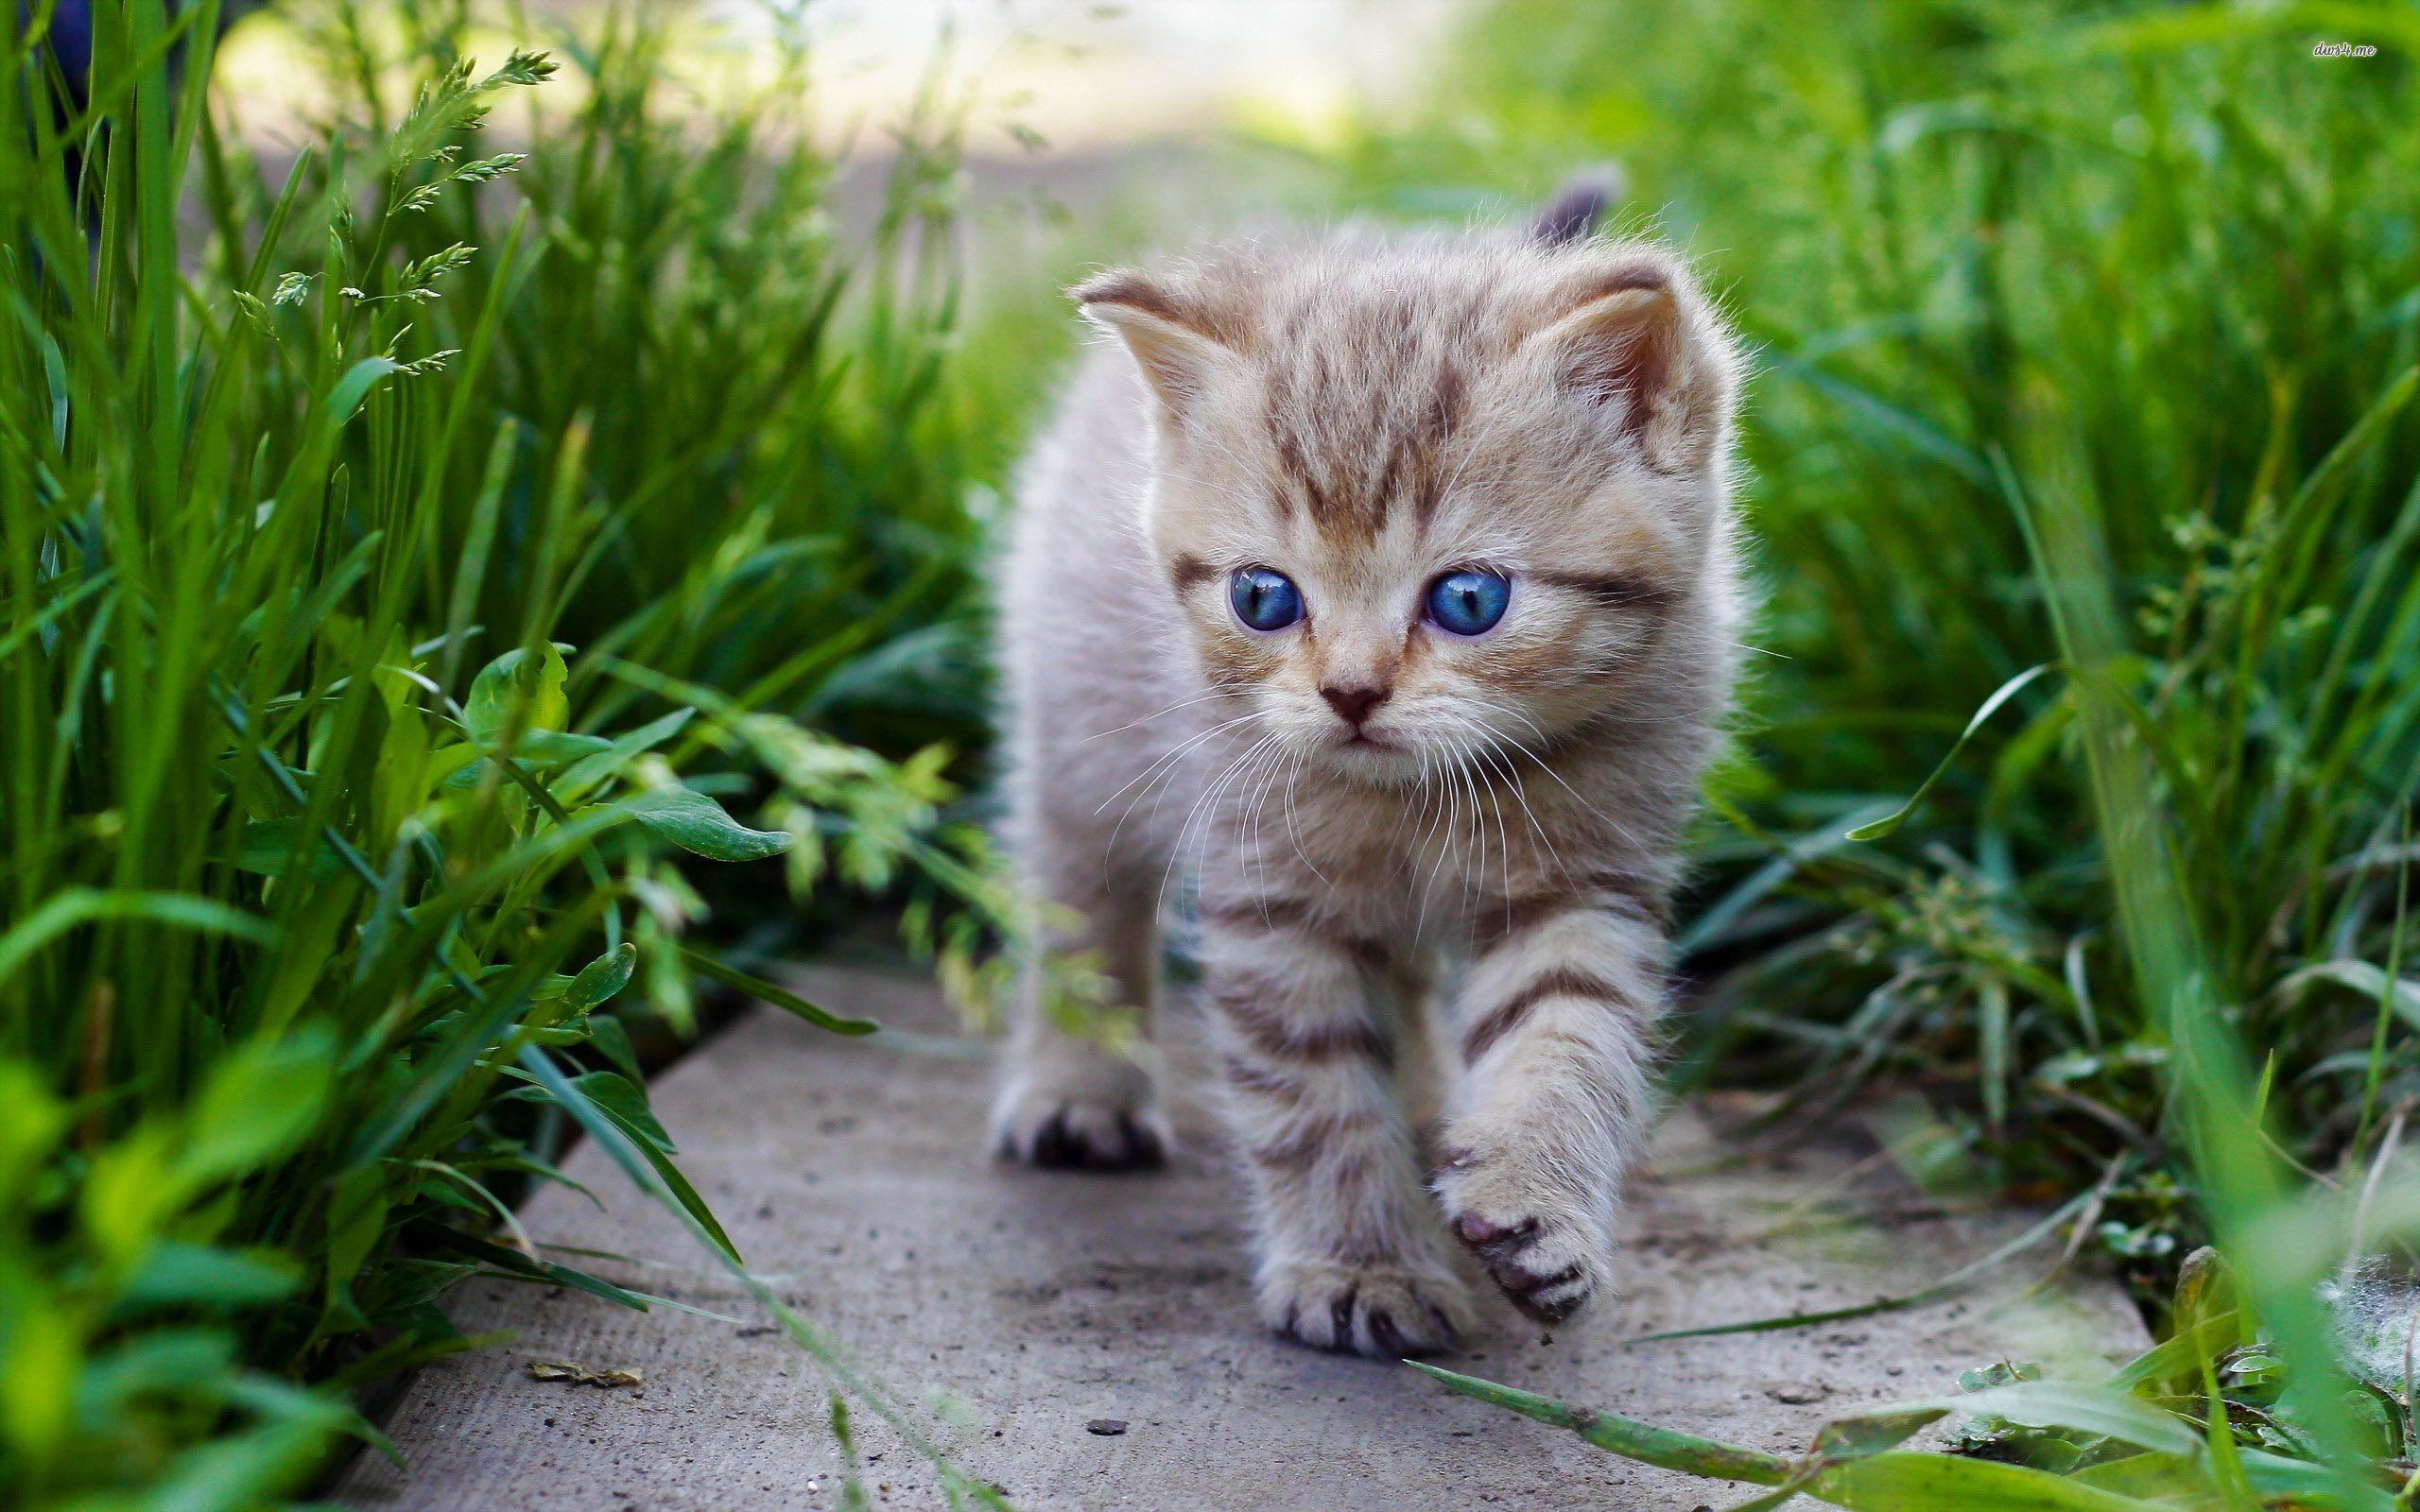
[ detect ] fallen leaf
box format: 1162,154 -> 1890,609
528,1358 -> 644,1388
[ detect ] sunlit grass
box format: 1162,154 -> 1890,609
0,0 -> 1011,1503
1345,0 -> 2420,1500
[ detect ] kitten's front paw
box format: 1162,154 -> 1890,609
990,1080 -> 1171,1173
1431,1146 -> 1612,1324
1259,1260 -> 1473,1359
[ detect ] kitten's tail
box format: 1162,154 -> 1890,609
1530,167 -> 1627,246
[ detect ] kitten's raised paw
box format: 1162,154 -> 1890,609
1260,1261 -> 1473,1358
1433,1155 -> 1610,1323
990,1086 -> 1170,1173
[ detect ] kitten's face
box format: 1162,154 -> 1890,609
1080,243 -> 1737,786
1150,442 -> 1683,786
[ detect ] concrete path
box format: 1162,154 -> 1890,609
337,964 -> 2145,1511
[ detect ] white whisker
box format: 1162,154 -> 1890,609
1079,686 -> 1253,744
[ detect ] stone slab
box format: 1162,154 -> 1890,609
337,964 -> 2146,1511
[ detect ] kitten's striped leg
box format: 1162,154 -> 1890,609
1200,899 -> 1474,1357
990,878 -> 1171,1172
1433,878 -> 1667,1323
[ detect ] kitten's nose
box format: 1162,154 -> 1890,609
1320,681 -> 1392,726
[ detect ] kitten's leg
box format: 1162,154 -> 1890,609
1432,878 -> 1666,1322
1201,899 -> 1474,1357
990,868 -> 1171,1171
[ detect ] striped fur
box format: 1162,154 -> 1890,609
988,208 -> 1747,1357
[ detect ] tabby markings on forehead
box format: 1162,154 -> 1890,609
1261,352 -> 1470,534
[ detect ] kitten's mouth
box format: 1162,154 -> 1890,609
1340,729 -> 1392,749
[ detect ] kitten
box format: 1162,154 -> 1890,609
989,192 -> 1747,1357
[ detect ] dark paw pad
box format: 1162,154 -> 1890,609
1270,1270 -> 1466,1358
1001,1106 -> 1167,1173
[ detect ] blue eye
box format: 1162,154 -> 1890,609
1426,570 -> 1512,636
1230,567 -> 1304,632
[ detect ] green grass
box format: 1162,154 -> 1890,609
1327,0 -> 2420,1502
276,0 -> 994,766
0,1 -> 1011,1503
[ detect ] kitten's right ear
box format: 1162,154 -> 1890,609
1526,254 -> 1737,474
1072,270 -> 1231,423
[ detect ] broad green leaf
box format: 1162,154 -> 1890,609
587,1015 -> 645,1084
555,706 -> 697,801
78,1329 -> 237,1413
621,785 -> 792,861
562,942 -> 639,1013
519,730 -> 615,764
182,1029 -> 336,1188
118,1243 -> 303,1313
523,1071 -> 673,1154
440,730 -> 616,792
421,743 -> 483,792
233,817 -> 344,878
463,644 -> 570,746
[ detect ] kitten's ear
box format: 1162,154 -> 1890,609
1072,270 -> 1232,424
1526,254 -> 1737,473
1530,167 -> 1622,246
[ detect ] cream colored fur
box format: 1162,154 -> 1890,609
989,219 -> 1747,1357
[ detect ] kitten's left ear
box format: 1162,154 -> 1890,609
1071,269 -> 1234,428
1526,254 -> 1739,473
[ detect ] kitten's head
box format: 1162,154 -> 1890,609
1074,223 -> 1742,785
